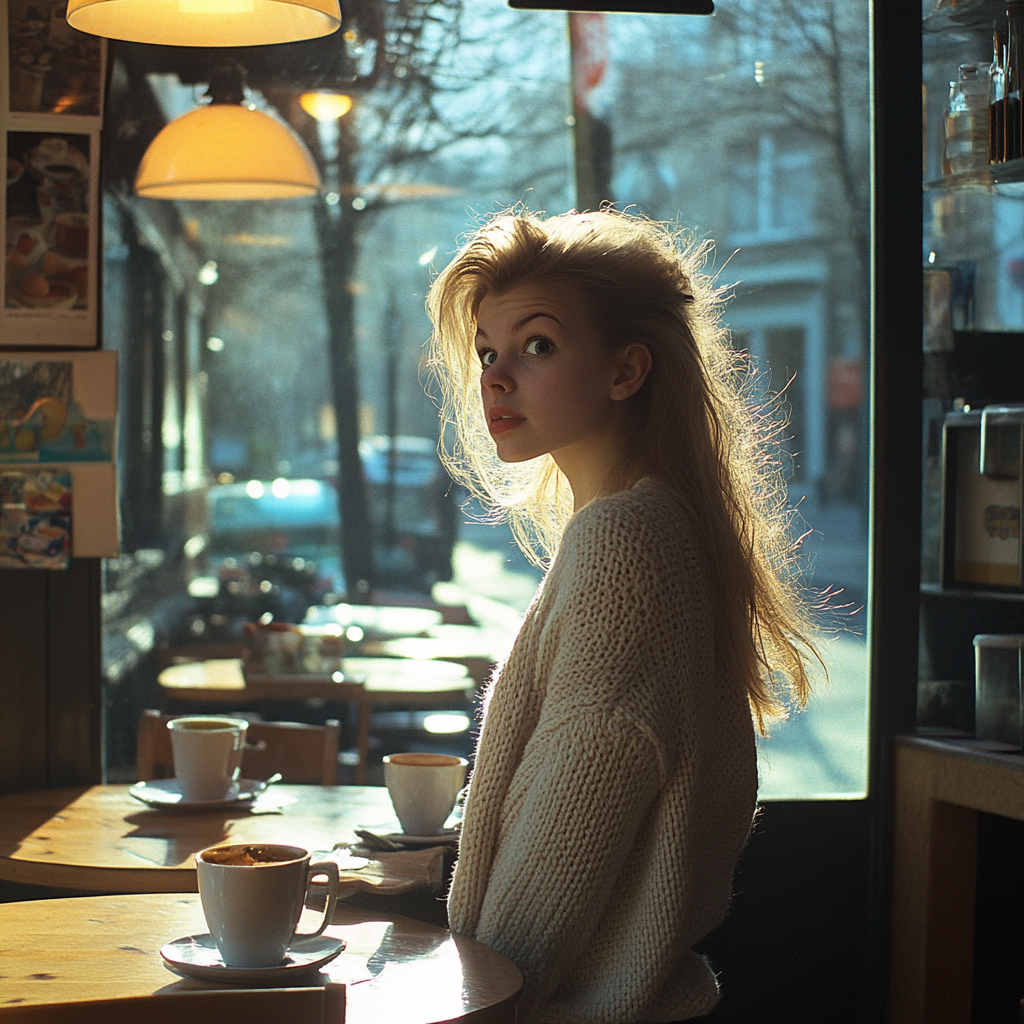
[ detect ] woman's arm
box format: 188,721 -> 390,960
453,488 -> 712,1017
471,703 -> 664,1016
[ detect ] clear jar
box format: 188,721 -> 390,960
945,63 -> 990,173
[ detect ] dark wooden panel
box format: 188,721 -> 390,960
700,800 -> 873,1023
46,559 -> 102,787
0,570 -> 49,794
0,560 -> 102,796
870,0 -> 927,1019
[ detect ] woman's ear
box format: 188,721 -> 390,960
610,343 -> 653,401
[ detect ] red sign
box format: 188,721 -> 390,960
827,359 -> 863,410
569,12 -> 608,114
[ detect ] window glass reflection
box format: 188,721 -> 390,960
101,0 -> 869,800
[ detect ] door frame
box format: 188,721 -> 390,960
699,2 -> 921,1020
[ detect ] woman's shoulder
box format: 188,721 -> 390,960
555,478 -> 707,589
565,477 -> 693,551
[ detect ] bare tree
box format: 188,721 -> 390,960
270,0 -> 570,593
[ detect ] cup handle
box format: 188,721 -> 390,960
294,861 -> 340,940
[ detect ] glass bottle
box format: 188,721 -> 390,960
990,27 -> 1006,163
945,65 -> 989,173
1006,3 -> 1023,161
943,80 -> 957,175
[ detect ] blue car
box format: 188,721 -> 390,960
208,436 -> 455,594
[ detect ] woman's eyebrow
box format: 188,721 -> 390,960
475,310 -> 559,342
514,311 -> 560,332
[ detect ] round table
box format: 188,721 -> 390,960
0,784 -> 396,892
0,893 -> 523,1024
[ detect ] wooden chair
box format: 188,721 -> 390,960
0,984 -> 345,1024
137,710 -> 340,785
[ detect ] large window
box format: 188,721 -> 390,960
101,0 -> 870,799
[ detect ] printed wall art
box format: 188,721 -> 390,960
0,349 -> 117,557
0,465 -> 70,568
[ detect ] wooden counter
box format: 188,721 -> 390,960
889,735 -> 1024,1023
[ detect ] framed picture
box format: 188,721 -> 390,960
0,350 -> 118,557
7,1 -> 104,119
1,4 -> 103,348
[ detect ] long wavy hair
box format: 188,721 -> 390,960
425,207 -> 819,729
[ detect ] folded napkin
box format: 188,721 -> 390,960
324,844 -> 446,896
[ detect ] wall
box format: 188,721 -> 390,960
0,560 -> 102,794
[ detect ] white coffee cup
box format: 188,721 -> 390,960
168,717 -> 248,802
196,844 -> 340,968
383,752 -> 468,836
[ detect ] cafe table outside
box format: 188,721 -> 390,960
0,893 -> 524,1023
158,657 -> 478,784
0,784 -> 398,893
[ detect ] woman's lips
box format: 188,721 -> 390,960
488,409 -> 525,435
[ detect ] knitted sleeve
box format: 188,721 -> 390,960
470,705 -> 663,1017
464,490 -> 707,1017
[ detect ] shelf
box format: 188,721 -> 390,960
925,158 -> 1024,197
922,582 -> 1024,602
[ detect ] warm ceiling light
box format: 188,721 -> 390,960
299,91 -> 353,122
66,0 -> 340,47
135,67 -> 320,200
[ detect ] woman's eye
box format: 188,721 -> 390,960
478,350 -> 496,368
524,337 -> 552,356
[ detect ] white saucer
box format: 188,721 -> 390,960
160,933 -> 345,984
128,778 -> 263,810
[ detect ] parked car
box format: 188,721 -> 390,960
205,436 -> 456,601
357,434 -> 457,589
203,478 -> 344,630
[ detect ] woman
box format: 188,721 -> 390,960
426,208 -> 819,1023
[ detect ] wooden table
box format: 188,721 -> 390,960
0,893 -> 523,1024
889,735 -> 1024,1024
159,658 -> 477,783
0,784 -> 399,893
303,603 -> 445,638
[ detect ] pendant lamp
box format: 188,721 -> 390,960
66,0 -> 340,47
135,67 -> 321,200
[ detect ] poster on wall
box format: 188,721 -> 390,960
6,0 -> 103,118
5,129 -> 92,316
0,349 -> 118,557
0,466 -> 71,568
0,1 -> 103,350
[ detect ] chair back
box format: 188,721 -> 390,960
137,710 -> 339,785
0,984 -> 345,1024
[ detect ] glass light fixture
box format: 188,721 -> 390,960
299,91 -> 354,122
135,67 -> 321,200
66,0 -> 340,47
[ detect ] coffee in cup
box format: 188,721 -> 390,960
383,752 -> 468,836
196,844 -> 340,968
167,716 -> 247,802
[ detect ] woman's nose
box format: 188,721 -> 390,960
482,359 -> 513,393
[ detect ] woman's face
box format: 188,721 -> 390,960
474,281 -> 638,490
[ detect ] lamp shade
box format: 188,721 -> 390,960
66,0 -> 340,47
135,104 -> 321,200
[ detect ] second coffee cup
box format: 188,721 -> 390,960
168,716 -> 247,802
384,752 -> 468,836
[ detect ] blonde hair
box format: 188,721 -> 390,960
426,208 -> 819,730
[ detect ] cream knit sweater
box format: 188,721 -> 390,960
448,478 -> 758,1024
